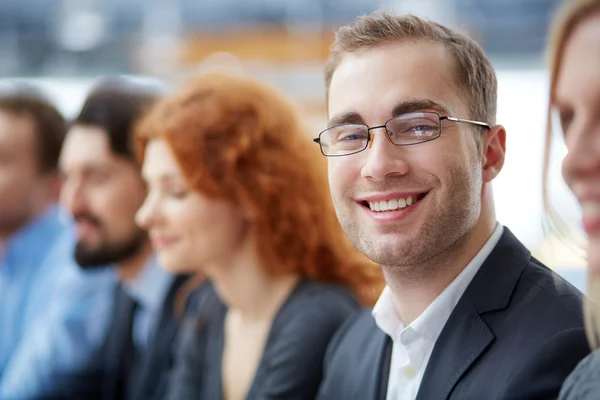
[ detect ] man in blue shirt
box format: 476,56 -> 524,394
53,77 -> 189,400
0,87 -> 116,398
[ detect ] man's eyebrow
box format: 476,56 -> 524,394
327,112 -> 365,128
327,100 -> 451,128
391,99 -> 451,117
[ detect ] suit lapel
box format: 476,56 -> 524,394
416,228 -> 531,400
130,275 -> 189,399
325,311 -> 392,400
355,324 -> 392,400
378,337 -> 393,400
350,314 -> 393,400
415,300 -> 494,400
102,284 -> 136,400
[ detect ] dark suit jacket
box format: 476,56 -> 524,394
102,275 -> 189,400
317,228 -> 591,400
165,279 -> 361,400
52,275 -> 193,400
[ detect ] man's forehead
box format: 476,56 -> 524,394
60,127 -> 118,170
327,41 -> 462,121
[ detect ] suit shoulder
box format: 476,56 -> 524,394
484,256 -> 586,336
520,257 -> 583,312
319,308 -> 387,384
327,308 -> 383,351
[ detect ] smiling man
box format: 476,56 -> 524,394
316,12 -> 590,400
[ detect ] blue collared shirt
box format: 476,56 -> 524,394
122,256 -> 175,353
0,205 -> 117,399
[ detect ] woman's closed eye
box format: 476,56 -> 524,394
558,107 -> 574,136
168,188 -> 190,199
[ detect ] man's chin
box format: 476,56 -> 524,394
358,234 -> 419,266
74,234 -> 149,269
74,241 -> 116,268
74,249 -> 114,269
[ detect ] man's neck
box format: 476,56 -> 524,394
383,212 -> 497,325
117,242 -> 154,282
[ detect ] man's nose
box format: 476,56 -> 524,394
360,128 -> 410,181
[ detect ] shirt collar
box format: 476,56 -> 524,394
372,286 -> 402,339
372,223 -> 504,342
122,255 -> 174,312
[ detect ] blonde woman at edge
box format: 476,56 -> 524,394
544,0 -> 600,397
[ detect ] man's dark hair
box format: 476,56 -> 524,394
0,84 -> 66,174
73,77 -> 162,163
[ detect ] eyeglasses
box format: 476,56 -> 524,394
313,111 -> 491,157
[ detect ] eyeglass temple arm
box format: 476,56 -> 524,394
444,116 -> 491,130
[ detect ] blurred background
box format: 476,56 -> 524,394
0,0 -> 585,289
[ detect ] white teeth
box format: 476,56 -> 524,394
368,196 -> 419,212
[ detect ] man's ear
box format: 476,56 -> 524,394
480,125 -> 506,183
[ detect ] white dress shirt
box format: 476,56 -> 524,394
372,224 -> 504,400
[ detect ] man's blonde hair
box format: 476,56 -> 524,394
324,12 -> 498,126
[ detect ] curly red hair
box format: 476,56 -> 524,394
135,72 -> 383,306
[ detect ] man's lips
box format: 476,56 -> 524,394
356,191 -> 429,212
75,221 -> 99,237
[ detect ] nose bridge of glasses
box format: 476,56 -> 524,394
367,123 -> 393,147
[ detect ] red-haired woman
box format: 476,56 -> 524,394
134,72 -> 383,400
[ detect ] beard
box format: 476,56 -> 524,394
74,225 -> 149,269
332,157 -> 482,271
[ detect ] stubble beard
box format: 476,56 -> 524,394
75,226 -> 149,269
333,164 -> 482,280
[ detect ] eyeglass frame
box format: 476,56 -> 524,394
312,111 -> 492,157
